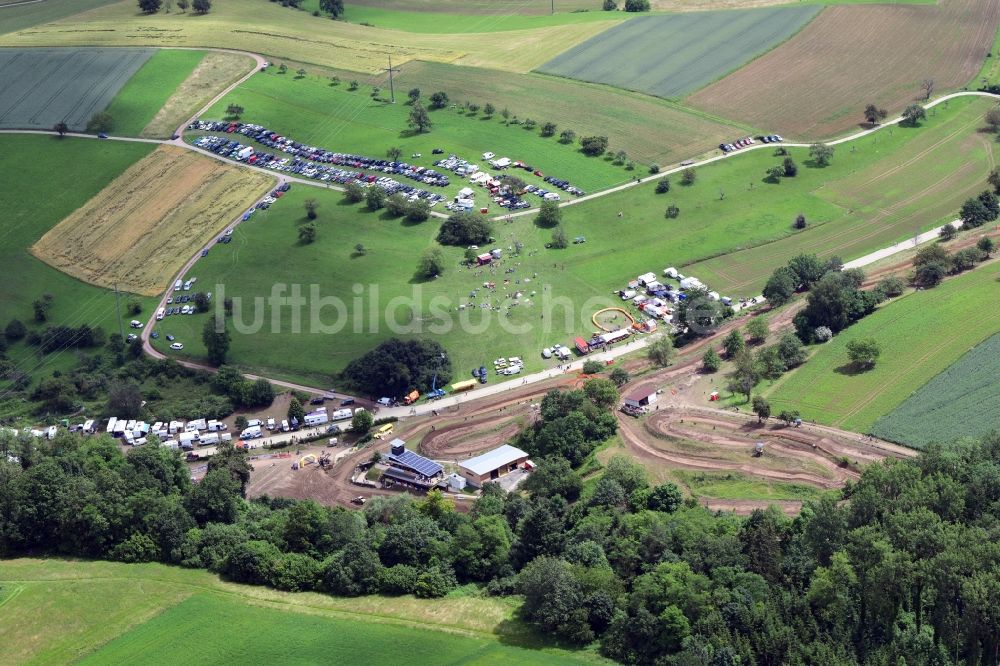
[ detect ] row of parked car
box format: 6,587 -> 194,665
190,120 -> 452,188
193,134 -> 447,204
720,134 -> 784,153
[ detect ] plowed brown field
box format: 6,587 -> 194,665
32,145 -> 272,296
687,0 -> 1000,138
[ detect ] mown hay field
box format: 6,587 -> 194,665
0,559 -> 593,666
537,6 -> 821,99
102,49 -> 205,137
139,51 -> 257,138
687,0 -> 1000,138
32,145 -> 273,297
765,265 -> 1000,435
0,47 -> 153,130
0,0 -> 117,35
871,332 -> 1000,448
0,0 -> 618,74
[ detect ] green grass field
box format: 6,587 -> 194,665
102,49 -> 205,137
870,331 -> 1000,448
0,559 -> 597,665
674,470 -> 824,502
291,59 -> 747,166
0,47 -> 154,130
332,2 -> 628,32
559,95 -> 996,298
200,68 -> 629,194
765,264 -> 1000,435
0,0 -> 117,35
148,184 -> 610,386
537,6 -> 821,98
0,135 -> 155,382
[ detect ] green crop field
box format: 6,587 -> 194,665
558,95 -> 996,298
870,332 -> 1000,448
0,0 -> 117,35
0,47 -> 154,130
765,264 -> 1000,435
0,135 -> 155,383
102,49 -> 205,137
200,68 -> 630,194
329,2 -> 627,32
537,7 -> 821,99
0,559 -> 596,665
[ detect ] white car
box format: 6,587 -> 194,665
169,342 -> 184,350
541,348 -> 552,359
482,151 -> 495,160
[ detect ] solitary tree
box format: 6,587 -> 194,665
296,68 -> 307,79
429,91 -> 449,109
646,334 -> 673,367
559,129 -> 576,144
86,111 -> 113,133
603,0 -> 617,9
345,181 -> 366,203
680,168 -> 697,185
783,157 -> 798,177
809,143 -> 834,167
977,236 -> 995,256
202,316 -> 230,366
723,329 -> 746,358
319,0 -> 344,15
846,337 -> 881,370
288,397 -> 306,425
655,178 -> 670,194
745,317 -> 769,345
408,102 -> 432,133
729,348 -> 760,402
665,204 -> 680,219
191,0 -> 211,13
551,225 -> 569,249
901,104 -> 926,127
351,409 -> 374,434
176,0 -> 188,11
304,198 -> 319,220
863,103 -> 888,125
535,200 -> 562,228
986,106 -> 1000,132
354,243 -> 367,256
225,104 -> 244,119
483,102 -> 495,117
365,186 -> 386,211
138,0 -> 162,13
609,367 -> 630,387
386,146 -> 402,162
540,122 -> 557,137
298,223 -> 317,244
702,348 -> 721,373
921,78 -> 934,100
751,396 -> 771,423
794,213 -> 807,230
766,166 -> 784,183
53,121 -> 69,137
417,248 -> 445,278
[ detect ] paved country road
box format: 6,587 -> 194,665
3,50 -> 996,417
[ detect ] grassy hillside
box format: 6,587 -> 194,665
0,559 -> 598,665
765,264 -> 1000,434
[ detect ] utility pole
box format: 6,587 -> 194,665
384,53 -> 400,104
113,282 -> 125,343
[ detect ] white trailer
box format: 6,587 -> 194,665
189,418 -> 208,431
179,431 -> 199,447
304,411 -> 329,427
331,408 -> 353,422
220,433 -> 233,443
169,420 -> 184,434
163,439 -> 179,450
106,417 -> 118,435
207,420 -> 226,432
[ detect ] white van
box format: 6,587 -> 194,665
188,418 -> 208,431
199,432 -> 220,446
247,419 -> 263,428
174,279 -> 183,291
266,417 -> 276,430
220,432 -> 233,443
206,419 -> 226,431
156,308 -> 165,321
130,320 -> 143,329
281,420 -> 289,432
240,425 -> 262,439
178,431 -> 199,446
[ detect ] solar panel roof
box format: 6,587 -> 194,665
386,449 -> 443,477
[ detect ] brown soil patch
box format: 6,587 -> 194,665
688,0 -> 1000,138
31,145 -> 273,296
141,51 -> 255,139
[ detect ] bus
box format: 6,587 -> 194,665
373,423 -> 394,439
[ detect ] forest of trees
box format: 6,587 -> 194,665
3,393 -> 1000,663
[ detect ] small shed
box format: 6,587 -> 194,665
623,384 -> 659,410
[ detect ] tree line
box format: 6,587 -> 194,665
3,395 -> 1000,664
